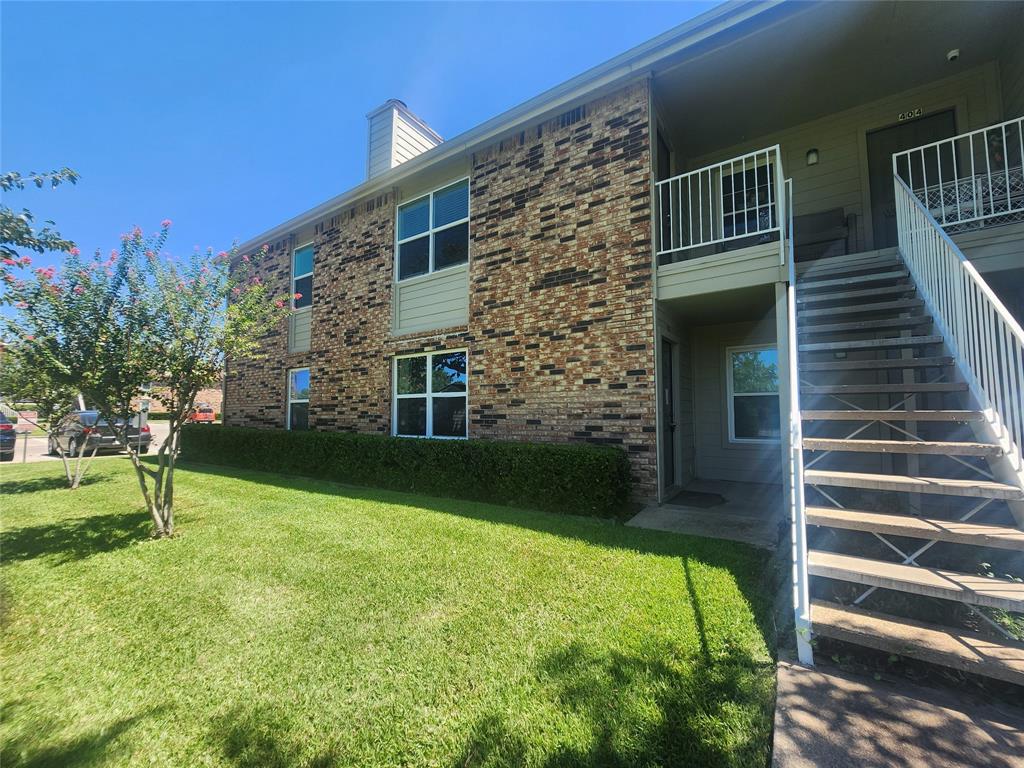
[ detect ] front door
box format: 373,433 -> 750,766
866,109 -> 957,249
660,337 -> 676,490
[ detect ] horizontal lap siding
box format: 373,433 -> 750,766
686,65 -> 1002,252
395,265 -> 469,335
1000,31 -> 1024,118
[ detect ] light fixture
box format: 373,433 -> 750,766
947,48 -> 960,62
806,148 -> 819,166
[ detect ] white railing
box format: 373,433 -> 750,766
894,175 -> 1024,481
655,145 -> 786,263
892,116 -> 1024,232
784,178 -> 813,666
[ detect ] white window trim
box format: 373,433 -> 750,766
287,367 -> 310,430
291,241 -> 314,312
725,344 -> 780,445
392,349 -> 469,439
395,178 -> 470,283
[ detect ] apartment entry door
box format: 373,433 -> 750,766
866,109 -> 957,249
660,336 -> 676,491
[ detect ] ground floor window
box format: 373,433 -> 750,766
393,350 -> 467,438
726,345 -> 780,443
288,367 -> 310,430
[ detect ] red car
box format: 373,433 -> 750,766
188,404 -> 216,424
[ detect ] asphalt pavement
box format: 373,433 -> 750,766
2,422 -> 172,465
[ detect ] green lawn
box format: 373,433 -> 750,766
0,460 -> 775,767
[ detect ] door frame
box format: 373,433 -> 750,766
657,326 -> 685,499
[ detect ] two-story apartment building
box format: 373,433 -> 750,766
226,1 -> 1024,684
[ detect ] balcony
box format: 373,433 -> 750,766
655,146 -> 789,301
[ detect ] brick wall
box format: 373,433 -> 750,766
225,79 -> 658,498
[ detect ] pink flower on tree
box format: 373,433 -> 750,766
69,247 -> 81,256
161,219 -> 172,228
15,301 -> 28,309
24,335 -> 35,342
274,300 -> 285,308
19,255 -> 31,266
241,254 -> 250,263
294,293 -> 302,301
2,258 -> 15,266
74,285 -> 85,295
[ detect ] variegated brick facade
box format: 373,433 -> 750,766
224,79 -> 658,497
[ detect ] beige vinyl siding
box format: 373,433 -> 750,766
394,264 -> 469,336
288,311 -> 311,353
393,113 -> 439,164
657,242 -> 785,300
954,221 -> 1024,274
1000,33 -> 1024,118
691,318 -> 781,484
367,112 -> 395,179
686,65 -> 1002,252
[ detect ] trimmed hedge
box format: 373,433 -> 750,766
180,425 -> 632,518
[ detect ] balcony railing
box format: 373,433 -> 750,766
655,145 -> 786,264
892,116 -> 1024,233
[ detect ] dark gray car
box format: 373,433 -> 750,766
49,411 -> 152,457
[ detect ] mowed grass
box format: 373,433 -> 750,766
0,460 -> 775,767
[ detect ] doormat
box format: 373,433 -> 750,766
666,489 -> 727,508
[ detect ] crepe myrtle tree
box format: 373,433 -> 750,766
1,222 -> 292,536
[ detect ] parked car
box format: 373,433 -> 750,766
48,411 -> 152,457
187,404 -> 217,424
0,414 -> 16,462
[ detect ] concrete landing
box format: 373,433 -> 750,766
773,660 -> 1024,768
628,479 -> 783,549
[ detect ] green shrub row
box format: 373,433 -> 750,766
180,426 -> 632,518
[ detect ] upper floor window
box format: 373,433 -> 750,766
292,243 -> 314,310
726,345 -> 780,443
396,179 -> 469,281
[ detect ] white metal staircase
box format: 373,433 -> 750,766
790,235 -> 1024,684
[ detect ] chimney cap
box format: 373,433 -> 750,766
366,99 -> 443,143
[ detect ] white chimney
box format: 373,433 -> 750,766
366,99 -> 443,180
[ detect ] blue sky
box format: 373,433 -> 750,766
2,1 -> 714,268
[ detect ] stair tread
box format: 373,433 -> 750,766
804,469 -> 1024,500
811,600 -> 1024,686
802,409 -> 983,421
801,383 -> 966,394
805,506 -> 1024,548
799,316 -> 931,334
800,335 -> 943,352
799,298 -> 925,319
797,284 -> 916,304
807,551 -> 1024,612
802,438 -> 1000,457
799,356 -> 953,371
796,259 -> 900,280
798,269 -> 910,291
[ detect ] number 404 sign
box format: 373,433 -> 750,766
898,108 -> 923,122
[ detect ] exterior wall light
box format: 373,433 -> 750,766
806,148 -> 819,166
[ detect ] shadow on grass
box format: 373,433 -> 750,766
0,472 -> 111,495
1,708 -> 161,768
455,639 -> 773,768
0,510 -> 152,565
209,704 -> 344,768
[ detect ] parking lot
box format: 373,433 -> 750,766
3,421 -> 172,464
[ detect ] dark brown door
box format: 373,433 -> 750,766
867,109 -> 957,249
660,337 -> 676,489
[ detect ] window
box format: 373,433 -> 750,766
396,180 -> 469,281
726,346 -> 780,443
288,367 -> 310,430
292,243 -> 314,310
393,350 -> 467,438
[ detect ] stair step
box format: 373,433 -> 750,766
799,316 -> 932,335
798,270 -> 910,292
802,409 -> 983,422
800,298 -> 925,319
800,335 -> 943,353
807,551 -> 1024,612
797,284 -> 916,305
805,507 -> 1024,549
801,382 -> 966,395
803,438 -> 1000,457
811,600 -> 1024,686
805,469 -> 1024,500
799,356 -> 953,371
796,258 -> 900,280
796,248 -> 899,271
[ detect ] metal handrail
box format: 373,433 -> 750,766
894,174 -> 1024,479
784,177 -> 813,665
892,115 -> 1024,231
655,145 -> 786,260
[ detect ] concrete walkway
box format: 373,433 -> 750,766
773,660 -> 1024,768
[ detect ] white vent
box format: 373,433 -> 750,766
366,100 -> 443,180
